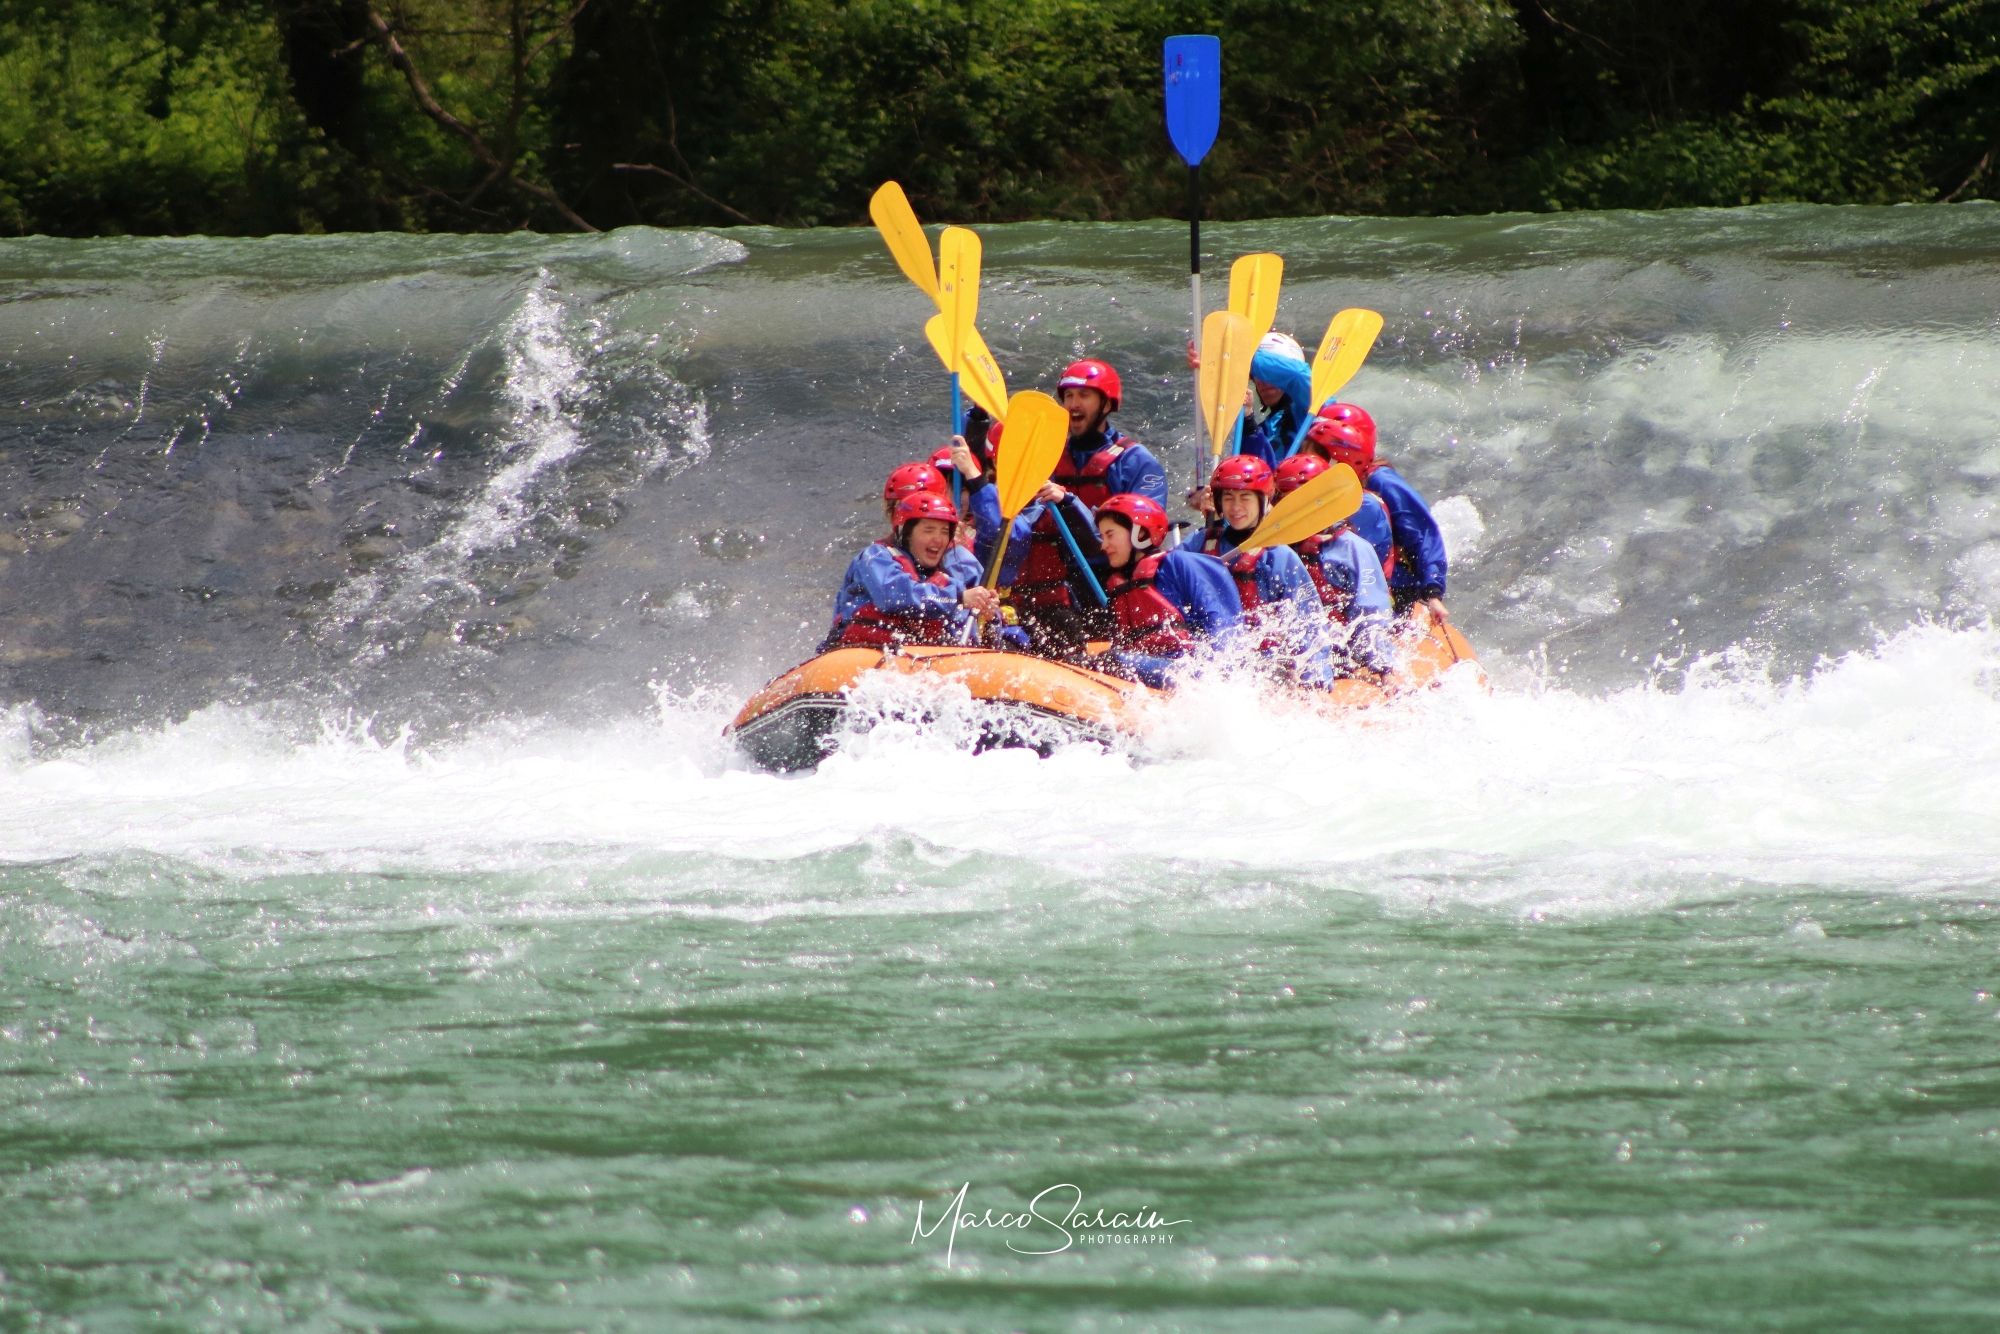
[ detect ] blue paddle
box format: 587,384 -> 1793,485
1164,35 -> 1221,462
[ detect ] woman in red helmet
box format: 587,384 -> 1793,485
1086,493 -> 1242,687
1181,455 -> 1338,688
1302,403 -> 1450,622
823,489 -> 997,650
992,358 -> 1169,653
880,457 -> 979,566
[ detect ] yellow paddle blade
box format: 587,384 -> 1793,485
1228,252 -> 1284,342
992,390 -> 1068,519
923,315 -> 1009,421
937,226 -> 981,372
869,180 -> 940,305
1198,309 -> 1256,457
959,326 -> 1009,421
1239,463 -> 1363,554
1310,307 -> 1385,407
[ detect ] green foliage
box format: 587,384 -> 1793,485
1521,0 -> 2000,209
0,1 -> 322,233
1,0 -> 1996,235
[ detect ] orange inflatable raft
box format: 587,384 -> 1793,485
727,618 -> 1482,772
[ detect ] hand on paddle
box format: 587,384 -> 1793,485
946,434 -> 982,481
1035,481 -> 1069,505
961,586 -> 1000,616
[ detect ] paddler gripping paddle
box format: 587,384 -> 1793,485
980,391 -> 1071,644
1284,308 -> 1385,458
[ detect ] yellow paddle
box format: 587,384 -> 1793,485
1235,462 -> 1364,554
870,183 -> 1010,421
1196,309 -> 1256,483
922,319 -> 1007,421
868,180 -> 939,298
1283,307 -> 1386,458
1227,252 -> 1284,343
1311,307 -> 1384,406
982,390 -> 1070,589
935,226 -> 991,443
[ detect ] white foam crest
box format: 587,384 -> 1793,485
2,625 -> 1996,914
324,276 -> 609,640
441,281 -> 589,559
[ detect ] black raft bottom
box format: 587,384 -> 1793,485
728,694 -> 1118,774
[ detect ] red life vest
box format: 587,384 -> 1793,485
1292,527 -> 1353,622
1226,549 -> 1264,618
836,542 -> 960,646
1104,553 -> 1196,656
1012,440 -> 1126,606
1226,548 -> 1284,653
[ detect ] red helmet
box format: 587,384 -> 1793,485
1097,492 -> 1169,550
1057,359 -> 1121,411
893,490 -> 959,529
1304,415 -> 1374,469
883,461 -> 949,504
1314,401 -> 1377,449
1210,454 -> 1275,496
928,445 -> 955,472
1273,453 -> 1329,498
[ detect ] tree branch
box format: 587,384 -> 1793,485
612,162 -> 762,225
362,3 -> 596,231
1942,144 -> 1995,203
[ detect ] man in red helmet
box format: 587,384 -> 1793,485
1087,492 -> 1242,687
1302,403 -> 1450,622
969,357 -> 1168,655
823,490 -> 998,649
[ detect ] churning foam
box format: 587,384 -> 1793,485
3,623 -> 1996,916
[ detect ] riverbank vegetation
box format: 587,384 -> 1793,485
4,0 -> 1996,235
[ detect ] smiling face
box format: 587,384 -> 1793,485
1218,488 -> 1264,531
1058,385 -> 1108,437
1096,515 -> 1135,571
905,518 -> 954,567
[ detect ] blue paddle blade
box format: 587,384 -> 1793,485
1163,35 -> 1221,167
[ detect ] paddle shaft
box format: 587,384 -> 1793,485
1188,165 -> 1206,487
950,373 -> 964,506
982,493 -> 1108,607
1047,494 -> 1108,608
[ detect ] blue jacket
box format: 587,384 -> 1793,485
1191,529 -> 1339,688
1146,548 -> 1245,639
1350,490 -> 1393,567
1064,426 -> 1168,509
1101,549 -> 1244,688
967,482 -> 1101,589
1236,419 -> 1280,468
1304,528 -> 1396,674
1367,464 -> 1449,599
825,541 -> 979,644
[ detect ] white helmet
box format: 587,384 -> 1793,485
1257,331 -> 1305,362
